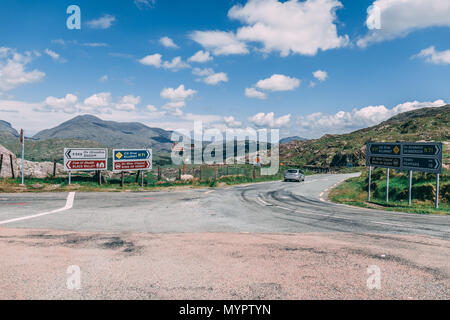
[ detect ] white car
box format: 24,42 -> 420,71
284,169 -> 305,182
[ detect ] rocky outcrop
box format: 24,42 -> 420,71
0,144 -> 64,178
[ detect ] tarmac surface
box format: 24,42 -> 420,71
0,173 -> 449,299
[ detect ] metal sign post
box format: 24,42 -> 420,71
20,129 -> 24,186
436,174 -> 440,209
68,171 -> 72,185
386,168 -> 390,203
368,166 -> 372,202
408,171 -> 412,205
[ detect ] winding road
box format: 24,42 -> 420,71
0,173 -> 449,299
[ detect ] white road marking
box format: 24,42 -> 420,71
204,190 -> 215,194
256,195 -> 272,207
0,192 -> 75,225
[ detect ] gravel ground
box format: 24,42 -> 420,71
0,228 -> 448,300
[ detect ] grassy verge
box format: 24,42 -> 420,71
0,171 -> 284,193
328,169 -> 450,215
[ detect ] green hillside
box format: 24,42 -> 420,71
280,105 -> 450,169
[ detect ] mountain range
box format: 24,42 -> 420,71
1,105 -> 449,168
280,104 -> 450,169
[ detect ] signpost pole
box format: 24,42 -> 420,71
408,170 -> 412,205
436,174 -> 440,209
20,129 -> 24,186
368,166 -> 372,202
68,171 -> 71,185
386,168 -> 390,203
141,170 -> 144,187
121,172 -> 124,188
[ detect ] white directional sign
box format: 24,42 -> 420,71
64,148 -> 108,172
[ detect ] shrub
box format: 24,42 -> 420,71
412,184 -> 435,201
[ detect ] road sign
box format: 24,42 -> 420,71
64,148 -> 108,172
368,143 -> 401,156
113,149 -> 152,172
65,148 -> 107,160
368,156 -> 401,169
402,143 -> 441,156
402,157 -> 441,173
114,150 -> 151,161
366,142 -> 442,174
66,160 -> 107,170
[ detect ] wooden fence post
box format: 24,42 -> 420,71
53,159 -> 57,178
121,172 -> 124,188
135,170 -> 141,183
10,154 -> 15,179
157,166 -> 161,181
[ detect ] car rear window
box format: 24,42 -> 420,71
287,170 -> 298,173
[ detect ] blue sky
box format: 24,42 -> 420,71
0,0 -> 449,138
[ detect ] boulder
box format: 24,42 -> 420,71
0,144 -> 65,179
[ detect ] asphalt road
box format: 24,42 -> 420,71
1,173 -> 449,299
0,173 -> 449,238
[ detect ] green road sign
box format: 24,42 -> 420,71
369,144 -> 401,156
366,142 -> 442,174
402,157 -> 441,173
368,156 -> 401,169
402,143 -> 441,156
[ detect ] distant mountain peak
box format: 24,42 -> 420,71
32,114 -> 174,152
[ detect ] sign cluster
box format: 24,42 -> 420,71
64,148 -> 153,172
366,142 -> 442,174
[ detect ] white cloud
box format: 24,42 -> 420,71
44,49 -> 60,60
84,92 -> 112,108
249,112 -> 291,128
414,46 -> 450,65
37,94 -> 78,113
296,99 -> 447,138
162,56 -> 190,71
245,87 -> 267,100
309,81 -> 316,88
192,68 -> 228,85
139,54 -> 189,71
228,0 -> 349,56
256,74 -> 300,92
192,68 -> 214,77
188,50 -> 213,63
160,36 -> 178,48
190,31 -> 249,55
358,0 -> 450,47
0,48 -> 45,91
139,53 -> 162,67
86,14 -> 116,29
203,72 -> 228,85
160,85 -> 196,102
134,0 -> 155,10
146,105 -> 157,112
115,95 -> 141,111
224,116 -> 243,128
313,70 -> 328,82
99,75 -> 108,82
